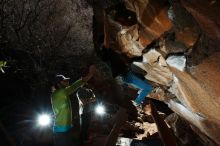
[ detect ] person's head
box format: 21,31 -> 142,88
76,87 -> 96,105
53,74 -> 70,90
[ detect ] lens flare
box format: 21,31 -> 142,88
95,105 -> 105,115
37,114 -> 51,126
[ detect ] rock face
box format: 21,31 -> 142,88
124,0 -> 172,43
104,4 -> 145,57
180,0 -> 220,41
118,25 -> 145,56
134,50 -> 220,145
190,53 -> 220,104
132,50 -> 220,145
133,49 -> 173,86
98,0 -> 220,145
104,0 -> 172,57
167,100 -> 220,145
169,65 -> 220,123
165,113 -> 216,146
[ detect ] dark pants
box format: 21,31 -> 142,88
54,129 -> 79,146
122,71 -> 152,104
79,113 -> 91,146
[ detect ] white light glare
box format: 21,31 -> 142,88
95,105 -> 105,115
37,114 -> 51,126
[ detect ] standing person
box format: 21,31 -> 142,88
76,87 -> 96,146
51,65 -> 96,146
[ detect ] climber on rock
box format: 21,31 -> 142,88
98,47 -> 153,105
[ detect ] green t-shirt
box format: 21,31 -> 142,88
51,78 -> 86,132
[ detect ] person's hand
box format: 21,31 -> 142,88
82,65 -> 96,82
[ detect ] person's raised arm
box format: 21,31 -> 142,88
65,65 -> 96,95
81,65 -> 96,82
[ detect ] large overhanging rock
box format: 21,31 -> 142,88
101,1 -> 220,144
124,0 -> 172,47
167,53 -> 220,144
132,50 -> 220,144
167,99 -> 220,145
169,66 -> 220,124
133,49 -> 173,86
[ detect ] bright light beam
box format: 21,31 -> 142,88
95,105 -> 105,115
37,114 -> 51,127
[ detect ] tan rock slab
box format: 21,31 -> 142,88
134,49 -> 173,86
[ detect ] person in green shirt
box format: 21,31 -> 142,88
51,65 -> 96,146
